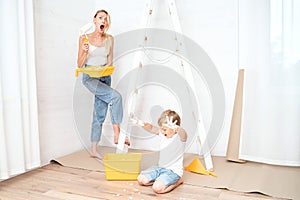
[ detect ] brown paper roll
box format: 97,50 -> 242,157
226,69 -> 246,163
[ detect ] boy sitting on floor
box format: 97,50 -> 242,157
135,109 -> 187,194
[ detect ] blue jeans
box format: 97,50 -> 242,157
140,166 -> 181,187
82,73 -> 123,142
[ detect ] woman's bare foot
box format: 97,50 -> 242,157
90,151 -> 103,160
113,124 -> 120,144
114,135 -> 131,146
125,138 -> 130,146
113,124 -> 130,146
114,132 -> 120,144
90,141 -> 102,159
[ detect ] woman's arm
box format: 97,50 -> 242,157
106,35 -> 114,66
77,36 -> 89,68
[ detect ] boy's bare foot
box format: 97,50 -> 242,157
153,178 -> 184,194
177,178 -> 184,185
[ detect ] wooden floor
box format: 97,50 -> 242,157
0,163 -> 287,200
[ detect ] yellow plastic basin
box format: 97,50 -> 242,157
103,153 -> 142,181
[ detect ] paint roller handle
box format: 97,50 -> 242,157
81,37 -> 89,52
79,22 -> 93,36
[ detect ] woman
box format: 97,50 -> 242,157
77,10 -> 127,159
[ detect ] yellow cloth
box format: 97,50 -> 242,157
75,66 -> 115,78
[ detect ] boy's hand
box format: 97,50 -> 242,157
163,116 -> 179,130
130,113 -> 144,126
131,117 -> 145,126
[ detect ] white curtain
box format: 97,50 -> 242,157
239,0 -> 300,166
0,0 -> 41,180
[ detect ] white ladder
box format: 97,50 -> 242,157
117,0 -> 214,171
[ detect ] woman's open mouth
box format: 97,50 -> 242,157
100,25 -> 105,30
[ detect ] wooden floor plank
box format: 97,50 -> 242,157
0,187 -> 62,200
43,190 -> 104,200
0,163 -> 288,200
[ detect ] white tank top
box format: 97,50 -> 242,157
86,45 -> 107,66
86,36 -> 112,66
158,133 -> 186,177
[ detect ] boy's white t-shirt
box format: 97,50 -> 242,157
158,132 -> 186,177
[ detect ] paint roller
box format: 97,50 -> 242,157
79,22 -> 93,42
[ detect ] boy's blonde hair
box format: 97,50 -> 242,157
157,109 -> 181,127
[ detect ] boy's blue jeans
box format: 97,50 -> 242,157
82,73 -> 123,142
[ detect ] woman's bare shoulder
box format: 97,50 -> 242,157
107,33 -> 113,37
106,34 -> 114,40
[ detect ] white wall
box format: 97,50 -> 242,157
34,0 -> 238,165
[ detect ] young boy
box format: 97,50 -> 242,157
136,109 -> 187,194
